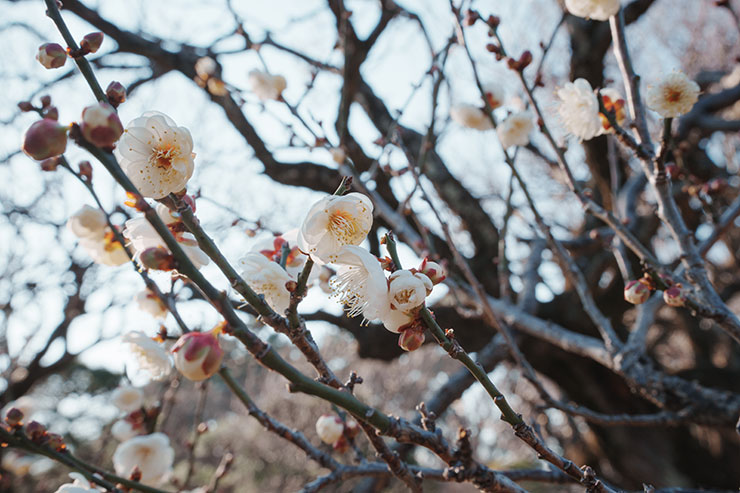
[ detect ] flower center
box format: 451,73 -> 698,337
329,210 -> 357,241
102,230 -> 123,252
150,144 -> 178,169
665,87 -> 682,103
395,289 -> 414,305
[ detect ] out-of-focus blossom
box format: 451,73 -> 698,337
111,419 -> 139,442
557,78 -> 603,140
113,433 -> 174,485
450,104 -> 493,130
565,0 -> 620,20
315,414 -> 344,444
122,331 -> 172,381
111,386 -> 144,413
136,289 -> 168,319
248,70 -> 287,101
497,111 -> 534,149
53,472 -> 102,493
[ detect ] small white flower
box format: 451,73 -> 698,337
111,386 -> 144,413
565,0 -> 620,21
111,419 -> 139,442
483,82 -> 505,110
79,229 -> 129,267
248,70 -> 287,101
388,270 -> 429,313
53,472 -> 101,493
297,193 -> 374,265
115,112 -> 195,199
497,111 -> 534,149
67,205 -> 107,239
122,331 -> 172,381
123,204 -> 209,269
450,104 -> 493,130
112,433 -> 174,486
646,71 -> 700,118
136,289 -> 168,319
557,78 -> 604,140
330,245 -> 389,321
315,414 -> 344,444
238,253 -> 293,314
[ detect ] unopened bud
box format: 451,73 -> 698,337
18,101 -> 34,112
5,407 -> 24,427
418,257 -> 446,284
139,247 -> 177,271
195,56 -> 218,79
398,326 -> 425,352
40,95 -> 52,108
624,279 -> 651,305
486,15 -> 500,28
36,43 -> 67,69
80,103 -> 123,148
78,160 -> 93,181
24,421 -> 47,442
80,32 -> 104,54
46,433 -> 65,451
464,9 -> 480,26
22,119 -> 68,160
106,81 -> 127,107
171,330 -> 224,381
40,156 -> 61,171
315,414 -> 344,444
663,284 -> 686,307
43,106 -> 59,121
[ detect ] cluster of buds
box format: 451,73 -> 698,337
171,327 -> 225,381
193,56 -> 228,96
624,274 -> 687,308
507,51 -> 533,72
5,412 -> 67,452
315,413 -> 360,452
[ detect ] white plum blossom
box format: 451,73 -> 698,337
111,419 -> 139,442
297,193 -> 374,265
115,112 -> 195,199
136,289 -> 168,319
122,331 -> 172,381
330,245 -> 389,321
113,433 -> 174,486
557,78 -> 604,140
388,270 -> 430,313
380,307 -> 415,334
450,104 -> 493,130
123,204 -> 209,269
315,414 -> 344,444
67,206 -> 129,267
646,71 -> 700,118
497,111 -> 534,149
111,386 -> 144,413
248,70 -> 287,101
565,0 -> 620,21
53,473 -> 102,493
67,205 -> 107,239
238,253 -> 293,314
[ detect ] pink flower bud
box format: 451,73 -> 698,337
315,414 -> 344,444
80,32 -> 104,53
418,257 -> 446,284
5,407 -> 23,427
18,101 -> 33,112
624,279 -> 651,305
139,247 -> 177,271
22,119 -> 68,160
398,326 -> 425,352
80,103 -> 123,147
663,284 -> 686,307
106,81 -> 127,106
36,43 -> 67,69
171,331 -> 224,381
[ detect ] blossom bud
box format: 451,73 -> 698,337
40,157 -> 61,171
418,257 -> 446,284
46,433 -> 65,451
40,95 -> 52,108
80,32 -> 104,53
36,43 -> 67,69
624,279 -> 651,305
398,326 -> 425,352
195,56 -> 218,79
80,103 -> 123,148
663,284 -> 686,307
24,421 -> 47,442
171,330 -> 224,381
5,407 -> 24,427
78,160 -> 93,182
106,81 -> 127,106
22,119 -> 68,160
43,106 -> 59,121
139,247 -> 177,271
18,101 -> 33,112
315,414 -> 344,444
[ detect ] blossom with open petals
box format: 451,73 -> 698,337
557,78 -> 603,140
646,71 -> 700,118
122,331 -> 172,381
330,245 -> 388,321
565,0 -> 620,21
113,433 -> 174,486
388,270 -> 430,313
450,104 -> 493,130
115,112 -> 195,199
298,193 -> 374,265
136,289 -> 168,319
53,472 -> 101,493
248,70 -> 287,101
67,205 -> 107,239
238,252 -> 293,314
497,111 -> 534,149
111,386 -> 144,413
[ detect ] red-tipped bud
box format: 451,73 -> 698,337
36,43 -> 66,69
78,160 -> 93,182
398,326 -> 425,352
315,414 -> 344,444
80,103 -> 123,148
486,15 -> 500,28
80,32 -> 104,54
22,119 -> 68,160
139,247 -> 177,271
624,279 -> 651,305
24,421 -> 47,442
106,81 -> 127,107
5,407 -> 24,427
663,284 -> 686,307
46,433 -> 66,451
18,101 -> 34,112
418,257 -> 446,284
171,330 -> 224,381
